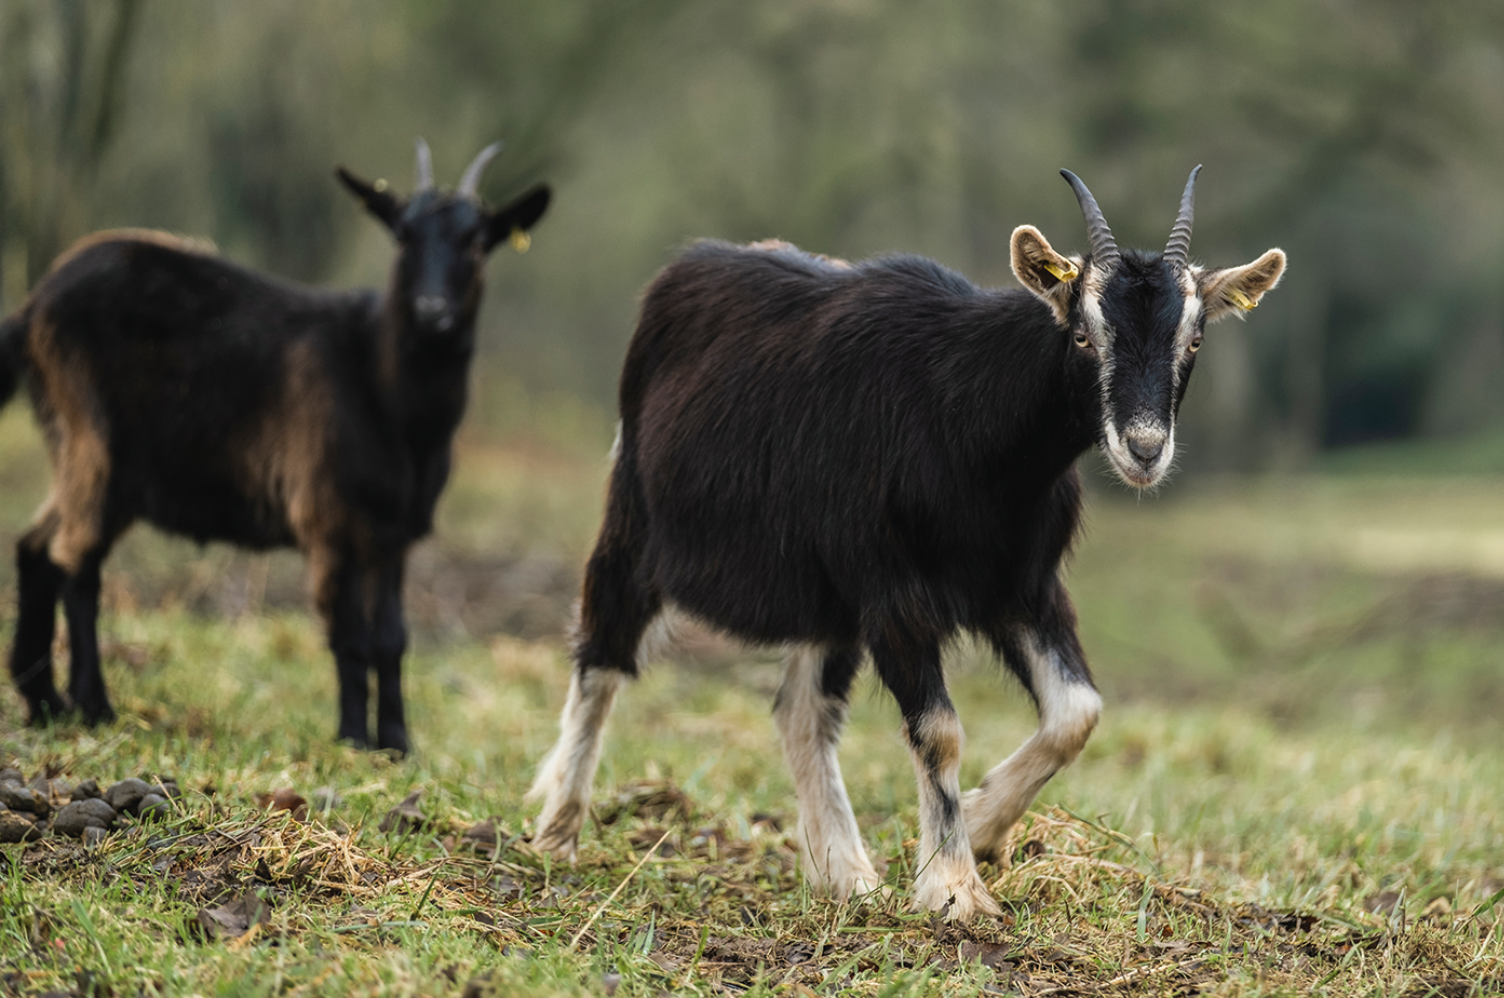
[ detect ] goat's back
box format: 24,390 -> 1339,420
19,231 -> 381,547
615,240 -> 1086,646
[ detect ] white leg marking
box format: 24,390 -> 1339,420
774,645 -> 882,899
963,634 -> 1102,862
527,666 -> 624,859
907,708 -> 1001,920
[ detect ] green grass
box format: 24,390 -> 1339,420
2,409 -> 1503,995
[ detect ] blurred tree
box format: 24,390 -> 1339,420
0,0 -> 142,311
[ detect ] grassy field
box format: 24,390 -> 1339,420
1,409 -> 1503,997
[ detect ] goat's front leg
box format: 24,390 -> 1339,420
774,644 -> 882,899
872,632 -> 1000,920
370,557 -> 410,755
964,617 -> 1102,864
317,552 -> 374,748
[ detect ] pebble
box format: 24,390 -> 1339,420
0,809 -> 42,843
52,798 -> 119,838
138,793 -> 171,821
0,781 -> 51,819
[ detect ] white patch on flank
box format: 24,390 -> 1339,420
773,645 -> 883,898
963,633 -> 1102,861
905,708 -> 1001,920
527,665 -> 625,859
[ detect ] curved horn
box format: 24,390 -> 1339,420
457,141 -> 504,198
1163,164 -> 1202,273
1060,169 -> 1119,270
414,137 -> 434,192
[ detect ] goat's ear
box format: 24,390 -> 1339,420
1010,225 -> 1080,325
336,167 -> 403,231
484,184 -> 552,253
1198,249 -> 1287,322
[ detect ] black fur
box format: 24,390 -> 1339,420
1,147 -> 549,753
584,242 -> 1101,698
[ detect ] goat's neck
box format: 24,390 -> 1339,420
944,294 -> 1099,483
375,305 -> 475,447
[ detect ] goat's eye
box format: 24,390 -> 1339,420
1187,336 -> 1203,353
1073,331 -> 1092,350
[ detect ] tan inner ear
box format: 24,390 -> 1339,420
1010,225 -> 1080,325
1200,248 -> 1287,322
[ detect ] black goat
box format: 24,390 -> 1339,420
1,141 -> 549,754
530,168 -> 1284,918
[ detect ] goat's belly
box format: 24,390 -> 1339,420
647,534 -> 858,646
136,487 -> 297,551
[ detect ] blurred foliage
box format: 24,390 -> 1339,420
3,0 -> 1503,469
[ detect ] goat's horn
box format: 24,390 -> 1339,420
1060,169 -> 1119,271
415,138 -> 435,192
457,141 -> 504,198
1163,165 -> 1202,273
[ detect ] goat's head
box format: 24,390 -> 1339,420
1010,168 -> 1285,489
336,139 -> 551,338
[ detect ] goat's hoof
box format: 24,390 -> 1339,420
376,729 -> 411,758
912,869 -> 1002,921
77,702 -> 116,726
26,695 -> 71,727
530,809 -> 584,862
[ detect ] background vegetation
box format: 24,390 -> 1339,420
3,2 -> 1504,995
5,0 -> 1504,466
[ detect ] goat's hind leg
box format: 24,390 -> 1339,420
9,521 -> 67,724
528,521 -> 660,859
963,618 -> 1102,864
61,548 -> 115,724
775,643 -> 883,899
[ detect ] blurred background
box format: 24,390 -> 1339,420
3,1 -> 1504,742
6,0 -> 1504,469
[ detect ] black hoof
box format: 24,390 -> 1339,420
26,694 -> 70,727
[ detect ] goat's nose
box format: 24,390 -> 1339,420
1127,435 -> 1163,466
414,295 -> 449,325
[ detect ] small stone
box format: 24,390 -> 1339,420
0,810 -> 42,843
72,778 -> 102,801
0,768 -> 22,785
53,798 -> 118,838
141,775 -> 181,799
82,826 -> 108,847
106,777 -> 155,815
0,782 -> 50,818
137,793 -> 171,821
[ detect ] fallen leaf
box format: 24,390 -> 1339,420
195,893 -> 271,941
379,790 -> 426,834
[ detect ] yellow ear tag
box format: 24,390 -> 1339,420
510,228 -> 531,254
1043,260 -> 1078,283
1227,288 -> 1256,311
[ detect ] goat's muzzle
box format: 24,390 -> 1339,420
413,295 -> 455,333
1106,420 -> 1172,488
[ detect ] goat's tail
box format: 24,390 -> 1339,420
0,306 -> 31,411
